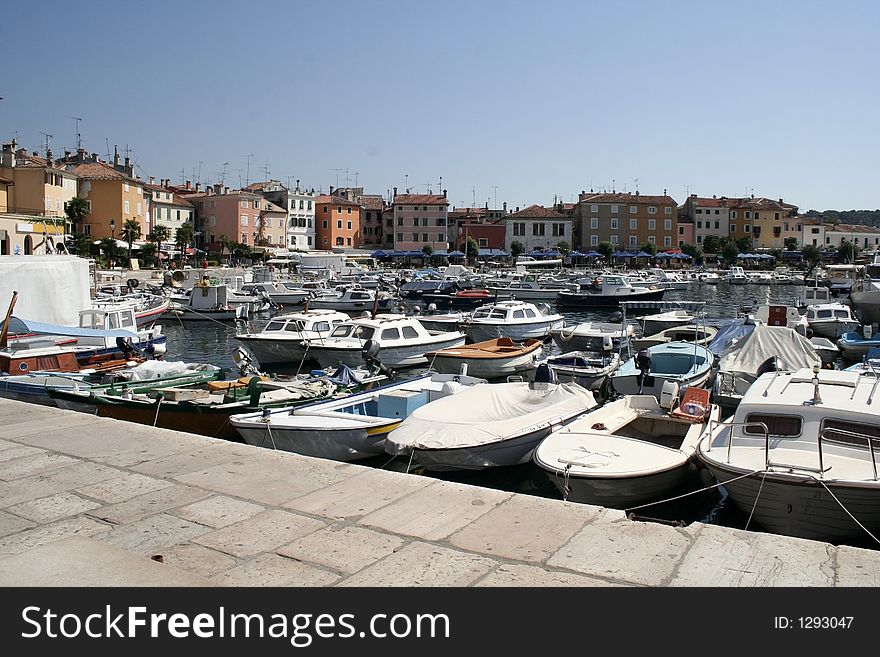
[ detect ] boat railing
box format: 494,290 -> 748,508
705,418 -> 769,463
819,427 -> 880,481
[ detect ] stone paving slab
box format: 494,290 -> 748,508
448,495 -> 605,563
0,413 -> 99,439
0,444 -> 46,462
210,552 -> 340,587
475,564 -> 624,587
337,542 -> 497,587
0,452 -> 80,481
176,453 -> 355,506
192,509 -> 327,558
547,519 -> 693,586
6,492 -> 102,524
99,513 -> 213,556
0,509 -> 37,538
91,483 -> 212,525
160,542 -> 239,579
172,495 -> 265,529
359,480 -> 512,541
76,472 -> 173,503
835,545 -> 880,586
0,535 -> 212,586
671,524 -> 835,587
0,461 -> 122,508
0,516 -> 110,556
131,444 -> 253,478
283,468 -> 436,520
278,526 -> 405,575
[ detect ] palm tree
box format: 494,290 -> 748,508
148,224 -> 171,269
64,197 -> 91,255
121,218 -> 142,265
175,222 -> 194,266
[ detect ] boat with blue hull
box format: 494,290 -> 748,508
610,342 -> 714,401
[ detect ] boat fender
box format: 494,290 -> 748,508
127,278 -> 139,289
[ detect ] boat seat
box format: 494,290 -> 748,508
669,387 -> 710,422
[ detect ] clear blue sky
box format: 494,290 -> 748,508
4,0 -> 879,211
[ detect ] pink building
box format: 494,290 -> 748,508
392,192 -> 449,252
188,183 -> 287,252
676,217 -> 694,247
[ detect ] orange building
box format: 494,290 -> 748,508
314,194 -> 361,249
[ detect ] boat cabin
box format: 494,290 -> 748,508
258,310 -> 348,335
471,300 -> 545,321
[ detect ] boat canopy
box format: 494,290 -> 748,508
0,315 -> 140,340
385,381 -> 596,451
716,324 -> 820,374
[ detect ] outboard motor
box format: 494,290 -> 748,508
362,339 -> 394,378
609,311 -> 623,324
530,363 -> 558,390
115,337 -> 141,361
635,348 -> 652,394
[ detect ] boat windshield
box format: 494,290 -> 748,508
263,321 -> 286,332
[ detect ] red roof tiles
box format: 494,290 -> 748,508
392,194 -> 448,205
505,204 -> 569,219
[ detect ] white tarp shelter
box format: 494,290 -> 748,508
0,256 -> 91,326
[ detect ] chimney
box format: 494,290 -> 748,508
442,189 -> 447,198
91,152 -> 99,162
295,178 -> 300,192
778,198 -> 783,204
515,206 -> 519,212
149,176 -> 154,184
185,180 -> 191,190
663,189 -> 667,196
113,146 -> 120,168
213,183 -> 222,195
329,185 -> 334,195
46,148 -> 53,163
1,143 -> 14,168
503,202 -> 507,213
195,182 -> 201,192
393,187 -> 398,199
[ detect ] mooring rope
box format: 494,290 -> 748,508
811,476 -> 880,546
744,470 -> 768,531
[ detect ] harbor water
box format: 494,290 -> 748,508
157,282 -> 865,544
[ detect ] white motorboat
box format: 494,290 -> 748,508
539,350 -> 621,391
632,325 -> 718,351
239,281 -> 311,306
611,342 -> 714,400
849,278 -> 880,325
556,275 -> 665,308
164,281 -> 246,321
748,303 -> 809,334
487,274 -> 574,300
384,366 -> 598,471
302,314 -> 466,369
711,324 -> 822,409
424,337 -> 543,378
464,300 -> 564,343
805,303 -> 861,339
810,336 -> 840,365
412,309 -> 471,333
698,272 -> 721,285
722,266 -> 748,285
747,271 -> 773,285
641,309 -> 695,336
534,389 -> 719,508
306,285 -> 397,313
229,371 -> 486,461
645,268 -> 689,290
550,321 -> 635,353
825,264 -> 865,294
697,366 -> 880,542
235,309 -> 351,366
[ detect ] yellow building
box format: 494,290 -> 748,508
57,149 -> 148,239
728,196 -> 798,249
0,142 -> 78,220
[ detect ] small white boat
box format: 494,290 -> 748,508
487,274 -> 574,300
235,309 -> 351,366
424,337 -> 543,378
229,371 -> 486,461
239,281 -> 311,306
165,281 -> 246,321
384,367 -> 598,471
805,303 -> 861,339
307,285 -> 397,313
810,336 -> 840,365
632,325 -> 718,351
412,309 -> 471,333
550,321 -> 635,353
699,272 -> 721,285
722,266 -> 748,285
641,309 -> 694,336
645,268 -> 689,290
464,299 -> 564,342
697,366 -> 880,542
539,350 -> 621,390
302,314 -> 466,369
748,303 -> 809,333
611,342 -> 714,400
534,389 -> 719,508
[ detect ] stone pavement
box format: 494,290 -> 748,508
0,398 -> 877,587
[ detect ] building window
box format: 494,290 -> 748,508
648,219 -> 656,230
478,237 -> 488,247
136,202 -> 142,215
397,233 -> 403,241
337,220 -> 342,229
610,218 -> 618,230
347,221 -> 352,230
347,206 -> 352,214
714,209 -> 719,215
775,212 -> 780,220
590,234 -> 598,246
412,233 -> 418,241
745,224 -> 751,233
696,209 -> 703,214
337,206 -> 342,213
253,200 -> 260,209
629,206 -> 637,214
648,235 -> 656,244
648,206 -> 657,214
124,200 -> 130,214
322,220 -> 328,229
347,237 -> 352,245
731,210 -> 736,219
336,237 -> 344,246
664,219 -> 672,230
240,215 -> 248,226
611,205 -> 618,214
629,235 -> 637,246
678,226 -> 684,235
730,224 -> 736,233
611,235 -> 619,245
397,218 -> 403,226
591,204 -> 598,213
590,218 -> 598,229
665,207 -> 672,215
552,224 -> 565,237
745,211 -> 751,219
323,206 -> 328,213
241,233 -> 248,244
124,182 -> 130,192
696,235 -> 703,243
665,236 -> 672,246
715,221 -> 719,229
532,223 -> 545,236
630,218 -> 637,229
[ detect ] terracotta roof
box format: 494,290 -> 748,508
315,194 -> 360,206
825,223 -> 880,234
392,194 -> 448,205
358,195 -> 385,211
243,181 -> 271,192
62,161 -> 139,183
449,207 -> 488,219
727,196 -> 797,212
505,204 -> 569,219
688,196 -> 733,207
580,193 -> 677,205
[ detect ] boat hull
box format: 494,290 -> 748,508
556,289 -> 665,308
466,319 -> 563,343
234,422 -> 395,461
306,335 -> 467,369
428,350 -> 540,378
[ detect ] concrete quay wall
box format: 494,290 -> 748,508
0,398 -> 877,587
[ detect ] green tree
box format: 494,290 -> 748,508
556,240 -> 570,254
459,236 -> 479,262
597,241 -> 614,261
148,224 -> 171,268
510,240 -> 525,259
64,197 -> 91,256
680,243 -> 703,265
140,242 -> 157,267
721,242 -> 740,266
217,234 -> 234,264
98,237 -> 119,268
702,235 -> 722,254
639,242 -> 657,256
802,244 -> 821,275
784,236 -> 799,251
838,239 -> 859,264
121,218 -> 142,265
735,237 -> 753,253
176,222 -> 194,266
421,244 -> 433,257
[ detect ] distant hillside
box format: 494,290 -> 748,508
804,209 -> 880,227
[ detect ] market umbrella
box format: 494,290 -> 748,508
584,250 -> 602,257
370,250 -> 387,258
635,250 -> 653,258
448,250 -> 466,257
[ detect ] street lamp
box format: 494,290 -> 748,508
109,219 -> 116,239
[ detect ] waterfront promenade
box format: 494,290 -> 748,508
0,397 -> 877,587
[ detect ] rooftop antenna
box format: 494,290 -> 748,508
71,117 -> 82,150
331,168 -> 343,188
242,154 -> 254,186
262,161 -> 270,181
492,185 -> 499,210
472,186 -> 476,207
344,168 -> 350,187
353,171 -> 359,187
236,169 -> 244,188
105,137 -> 111,160
197,161 -> 203,184
634,178 -> 639,193
39,131 -> 53,154
220,162 -> 229,185
405,173 -> 409,193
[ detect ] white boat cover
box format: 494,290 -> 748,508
0,256 -> 92,326
386,382 -> 596,450
717,324 -> 820,375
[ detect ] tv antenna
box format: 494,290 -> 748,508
71,117 -> 82,150
39,131 -> 53,154
634,178 -> 639,193
405,173 -> 409,193
261,161 -> 270,181
242,154 -> 254,186
492,185 -> 499,210
219,162 -> 229,185
353,171 -> 359,187
196,161 -> 203,184
331,168 -> 343,188
472,186 -> 476,207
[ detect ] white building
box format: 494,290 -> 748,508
683,195 -> 731,246
824,224 -> 880,252
503,204 -> 572,252
145,179 -> 194,241
246,180 -> 316,250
